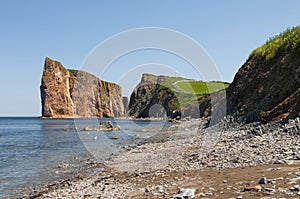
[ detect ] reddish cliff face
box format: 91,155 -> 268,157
40,57 -> 74,118
40,57 -> 124,118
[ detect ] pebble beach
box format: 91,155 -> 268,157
25,117 -> 300,199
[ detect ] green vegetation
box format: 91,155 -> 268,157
249,26 -> 300,61
176,81 -> 229,94
159,76 -> 189,89
158,77 -> 229,109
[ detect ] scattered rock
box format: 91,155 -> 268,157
110,136 -> 119,140
289,176 -> 300,183
81,126 -> 93,131
290,185 -> 300,192
263,187 -> 276,192
114,125 -> 121,131
243,185 -> 261,192
274,160 -> 285,164
258,177 -> 267,184
23,117 -> 300,199
99,121 -> 113,129
57,163 -> 69,169
156,185 -> 164,193
173,188 -> 195,199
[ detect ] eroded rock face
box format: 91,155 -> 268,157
40,57 -> 124,118
128,74 -> 179,118
227,49 -> 300,123
40,57 -> 74,118
122,96 -> 129,115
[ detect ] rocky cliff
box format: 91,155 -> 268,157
128,74 -> 180,118
40,57 -> 124,118
122,96 -> 129,115
128,74 -> 227,119
129,27 -> 300,123
227,26 -> 300,123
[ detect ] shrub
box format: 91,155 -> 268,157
249,26 -> 300,62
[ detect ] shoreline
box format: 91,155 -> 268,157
22,117 -> 300,198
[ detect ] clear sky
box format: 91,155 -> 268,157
0,0 -> 299,116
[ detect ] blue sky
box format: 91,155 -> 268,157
0,0 -> 299,116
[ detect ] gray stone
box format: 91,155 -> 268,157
264,187 -> 276,192
258,177 -> 267,184
173,188 -> 195,199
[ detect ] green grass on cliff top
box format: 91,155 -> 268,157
159,77 -> 229,94
249,26 -> 300,61
159,77 -> 229,108
175,81 -> 229,94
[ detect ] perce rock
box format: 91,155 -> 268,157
40,57 -> 124,118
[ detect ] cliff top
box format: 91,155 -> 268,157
249,26 -> 300,62
227,26 -> 300,123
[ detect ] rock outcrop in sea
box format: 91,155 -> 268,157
40,57 -> 124,118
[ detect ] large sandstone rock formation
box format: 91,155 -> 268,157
40,57 -> 124,118
227,27 -> 300,123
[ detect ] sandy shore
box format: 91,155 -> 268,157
24,118 -> 300,199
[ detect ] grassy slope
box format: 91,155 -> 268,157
249,26 -> 300,61
176,81 -> 229,94
158,77 -> 229,109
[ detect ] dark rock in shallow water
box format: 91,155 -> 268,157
99,121 -> 113,129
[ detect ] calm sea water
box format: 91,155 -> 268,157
0,117 -> 168,198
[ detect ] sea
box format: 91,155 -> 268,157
0,117 -> 169,198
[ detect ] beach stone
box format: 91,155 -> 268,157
173,188 -> 195,199
243,185 -> 261,192
274,160 -> 285,164
264,187 -> 276,192
57,163 -> 69,169
289,176 -> 300,183
290,185 -> 300,192
205,191 -> 213,196
156,185 -> 164,193
259,177 -> 267,184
